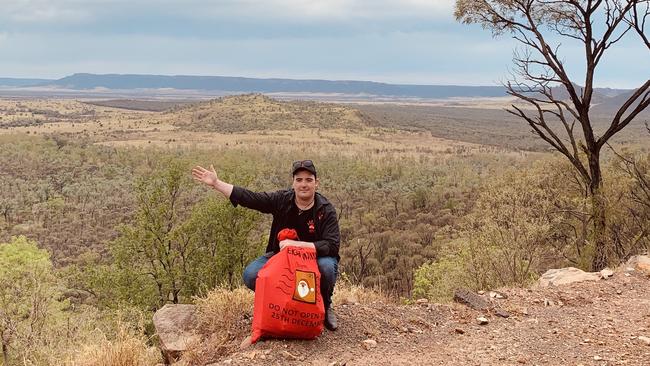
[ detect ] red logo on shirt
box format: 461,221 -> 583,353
307,219 -> 315,234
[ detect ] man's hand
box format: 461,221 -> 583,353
279,239 -> 315,250
191,164 -> 234,198
192,165 -> 219,188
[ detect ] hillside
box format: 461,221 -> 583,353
177,265 -> 650,366
166,94 -> 378,132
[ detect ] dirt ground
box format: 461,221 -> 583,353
206,269 -> 650,366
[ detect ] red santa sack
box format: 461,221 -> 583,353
250,238 -> 325,343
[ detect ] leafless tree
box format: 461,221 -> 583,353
455,0 -> 649,270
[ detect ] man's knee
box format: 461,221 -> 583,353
317,257 -> 338,284
242,265 -> 258,291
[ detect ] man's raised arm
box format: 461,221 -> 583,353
191,165 -> 234,198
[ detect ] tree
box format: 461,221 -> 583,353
0,236 -> 59,365
110,160 -> 262,309
455,0 -> 650,269
110,160 -> 194,308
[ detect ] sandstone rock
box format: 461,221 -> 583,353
415,298 -> 429,305
152,304 -> 199,364
638,336 -> 650,346
454,328 -> 465,334
626,255 -> 650,275
361,339 -> 377,350
477,316 -> 489,325
538,267 -> 601,287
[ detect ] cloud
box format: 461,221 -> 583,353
3,0 -> 89,23
0,0 -> 457,38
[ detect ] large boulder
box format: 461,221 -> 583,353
153,304 -> 200,364
625,255 -> 650,275
538,267 -> 601,287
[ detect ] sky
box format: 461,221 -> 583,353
0,0 -> 648,87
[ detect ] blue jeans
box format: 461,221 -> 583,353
243,254 -> 338,309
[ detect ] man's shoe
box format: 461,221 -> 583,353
324,307 -> 338,331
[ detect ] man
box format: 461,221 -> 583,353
191,160 -> 340,331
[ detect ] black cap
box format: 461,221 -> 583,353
291,160 -> 317,177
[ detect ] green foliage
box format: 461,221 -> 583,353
107,159 -> 262,310
412,245 -> 474,302
0,236 -> 62,364
413,159 -> 582,300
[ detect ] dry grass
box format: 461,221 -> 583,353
64,324 -> 160,366
180,287 -> 254,364
332,276 -> 391,306
194,287 -> 254,335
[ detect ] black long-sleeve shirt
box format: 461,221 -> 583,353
229,186 -> 341,260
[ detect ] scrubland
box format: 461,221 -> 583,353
0,94 -> 647,365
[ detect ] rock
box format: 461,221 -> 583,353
152,304 -> 199,364
362,339 -> 377,350
454,288 -> 490,311
626,255 -> 650,275
477,316 -> 489,325
454,328 -> 465,334
222,360 -> 233,365
599,268 -> 614,279
638,336 -> 650,346
538,267 -> 601,287
593,355 -> 603,361
415,298 -> 429,305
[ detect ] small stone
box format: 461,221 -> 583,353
495,309 -> 510,318
544,298 -> 554,306
521,307 -> 529,316
477,316 -> 489,325
244,350 -> 259,360
222,360 -> 232,365
594,355 -> 603,361
454,328 -> 465,334
416,298 -> 428,305
281,350 -> 298,360
407,326 -> 423,333
362,339 -> 377,350
517,357 -> 527,364
478,290 -> 485,295
638,336 -> 650,346
489,291 -> 506,299
616,290 -> 623,295
600,268 -> 614,279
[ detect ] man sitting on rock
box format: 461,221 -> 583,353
192,160 -> 340,332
